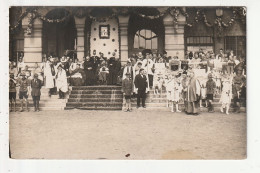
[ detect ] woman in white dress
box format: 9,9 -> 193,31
56,65 -> 68,99
43,60 -> 55,96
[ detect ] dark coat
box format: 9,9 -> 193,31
122,78 -> 133,95
108,58 -> 121,85
84,60 -> 95,85
31,79 -> 42,96
134,74 -> 147,91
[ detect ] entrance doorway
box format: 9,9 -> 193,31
128,8 -> 165,56
42,8 -> 77,59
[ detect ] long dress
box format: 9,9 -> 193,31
56,69 -> 68,93
186,77 -> 201,114
44,62 -> 55,89
219,81 -> 232,105
84,60 -> 95,86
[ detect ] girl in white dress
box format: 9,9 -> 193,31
170,74 -> 182,112
165,75 -> 173,107
219,77 -> 232,114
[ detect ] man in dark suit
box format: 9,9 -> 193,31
134,68 -> 148,108
91,50 -> 100,85
31,73 -> 42,112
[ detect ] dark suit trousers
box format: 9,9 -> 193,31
32,96 -> 40,108
137,89 -> 146,107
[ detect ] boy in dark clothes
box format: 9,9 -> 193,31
122,72 -> 133,112
206,73 -> 216,113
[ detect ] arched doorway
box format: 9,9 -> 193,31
42,8 -> 77,58
128,8 -> 165,56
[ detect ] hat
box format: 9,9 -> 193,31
34,73 -> 38,77
127,59 -> 131,63
10,73 -> 14,77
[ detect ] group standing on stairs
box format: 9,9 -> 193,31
9,48 -> 246,114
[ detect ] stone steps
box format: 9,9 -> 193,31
11,87 -> 68,111
69,94 -> 123,98
68,98 -> 123,102
66,86 -> 123,110
70,90 -> 122,94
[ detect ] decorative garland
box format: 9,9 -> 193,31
10,7 -> 246,36
135,33 -> 158,40
133,8 -> 169,19
168,7 -> 179,25
9,7 -> 37,33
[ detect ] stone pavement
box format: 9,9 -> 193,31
9,109 -> 246,160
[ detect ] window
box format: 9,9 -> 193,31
11,39 -> 24,61
14,39 -> 24,52
186,36 -> 213,52
134,29 -> 158,50
225,36 -> 246,58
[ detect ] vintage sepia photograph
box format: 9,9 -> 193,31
8,6 -> 247,160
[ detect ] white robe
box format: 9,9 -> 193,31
43,62 -> 55,89
56,69 -> 68,92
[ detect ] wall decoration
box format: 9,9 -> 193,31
90,18 -> 119,58
103,43 -> 106,46
113,28 -> 116,31
112,39 -> 115,42
93,38 -> 96,41
94,28 -> 97,31
99,25 -> 110,39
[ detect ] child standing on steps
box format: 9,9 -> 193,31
206,73 -> 216,113
170,73 -> 182,113
122,72 -> 133,112
219,76 -> 232,114
200,83 -> 208,108
165,74 -> 173,108
153,76 -> 163,95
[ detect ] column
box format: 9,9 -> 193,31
163,12 -> 186,59
74,16 -> 86,62
118,15 -> 130,64
22,16 -> 43,63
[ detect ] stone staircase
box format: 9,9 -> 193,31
65,86 -> 123,110
13,87 -> 67,111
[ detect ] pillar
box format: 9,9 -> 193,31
22,16 -> 43,63
163,12 -> 186,59
74,16 -> 86,62
118,15 -> 130,64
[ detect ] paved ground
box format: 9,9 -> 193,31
9,109 -> 246,160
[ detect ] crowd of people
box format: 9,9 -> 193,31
122,48 -> 246,115
9,48 -> 246,114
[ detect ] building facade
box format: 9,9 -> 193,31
9,7 -> 246,65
